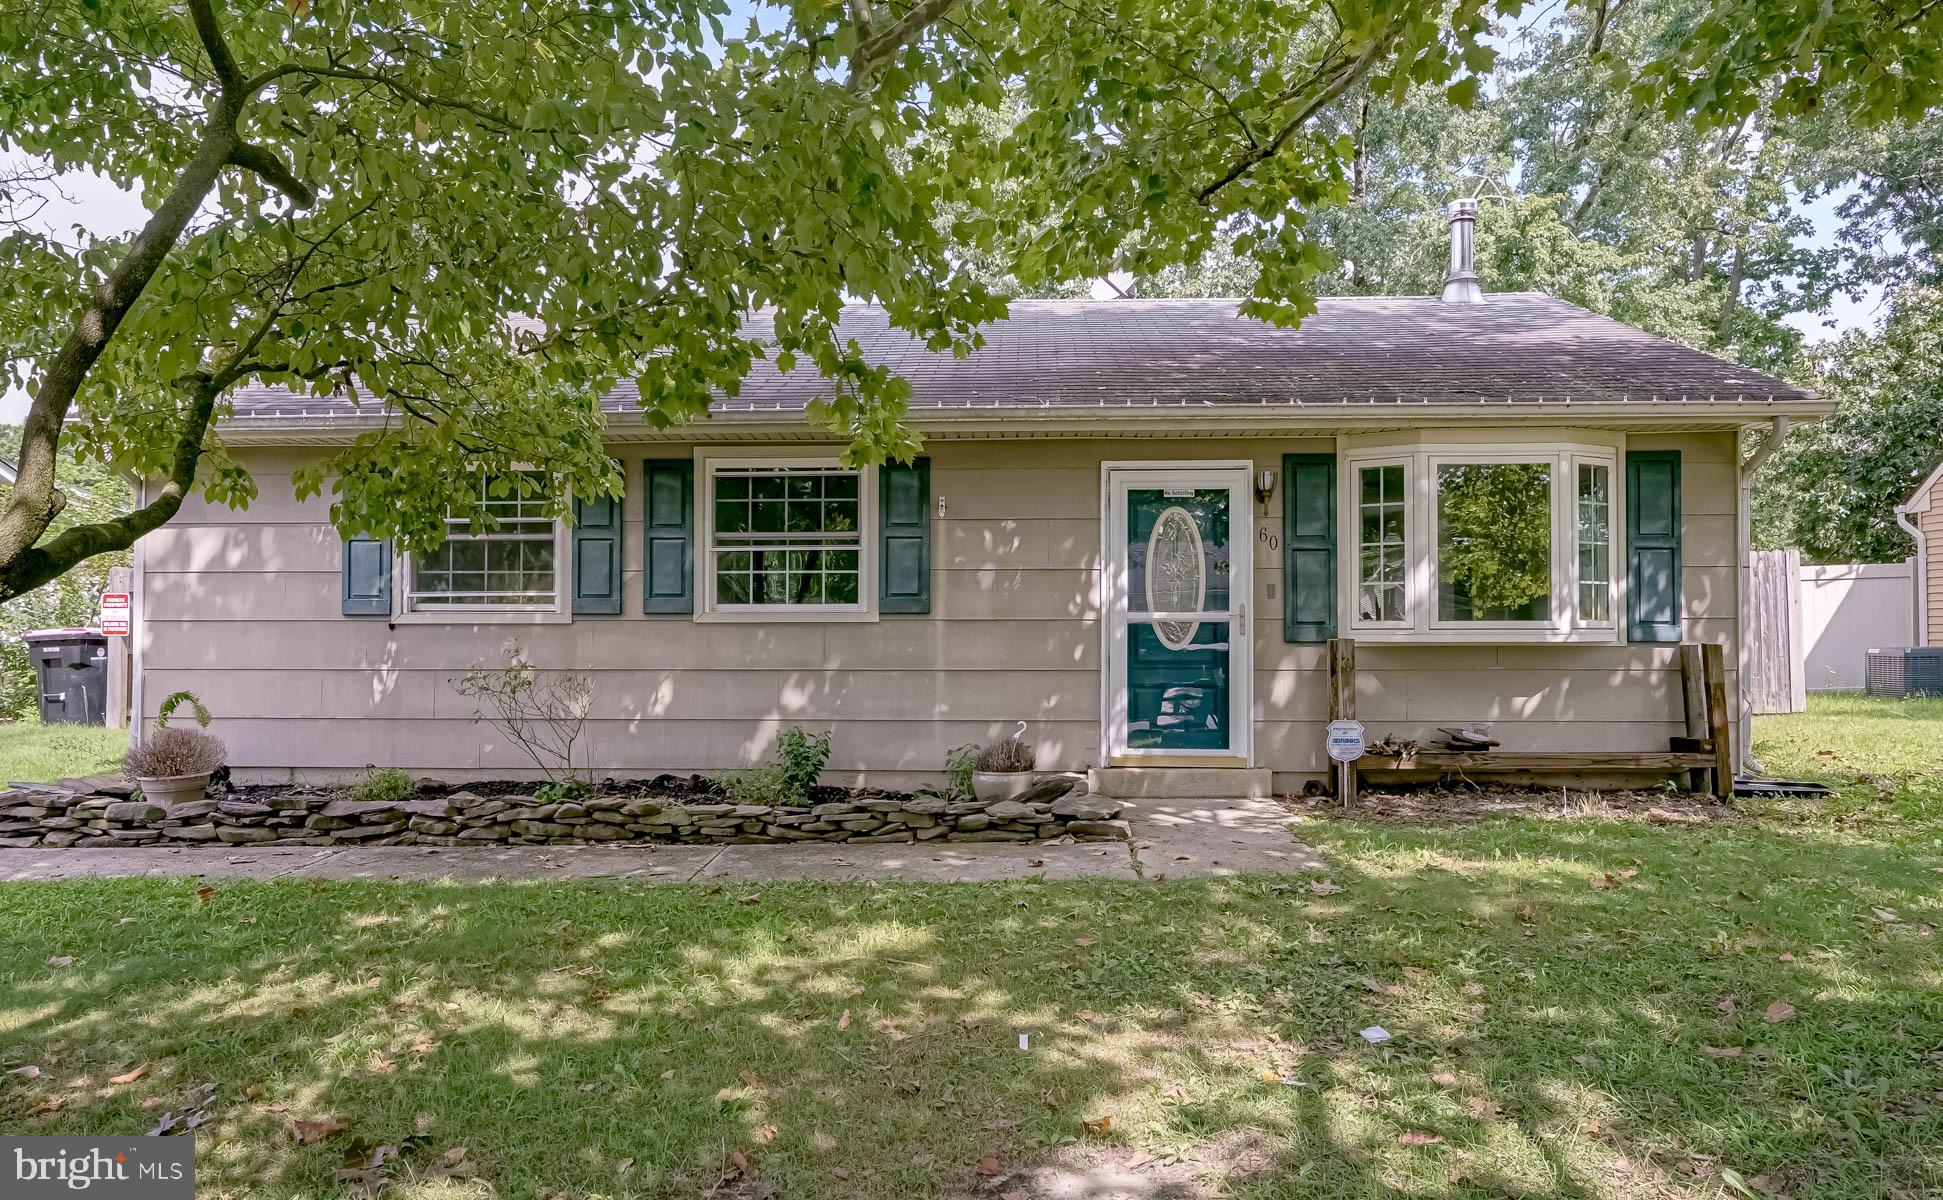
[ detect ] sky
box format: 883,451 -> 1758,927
0,137 -> 1889,427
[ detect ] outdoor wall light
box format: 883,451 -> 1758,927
1254,469 -> 1277,506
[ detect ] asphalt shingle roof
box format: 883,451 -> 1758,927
222,292 -> 1816,423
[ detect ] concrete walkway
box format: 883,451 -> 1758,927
0,794 -> 1323,884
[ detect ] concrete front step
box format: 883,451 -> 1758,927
1087,767 -> 1272,800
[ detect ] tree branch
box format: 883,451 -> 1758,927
0,376 -> 222,601
188,0 -> 243,95
1195,32 -> 1392,204
228,141 -> 315,206
845,0 -> 963,88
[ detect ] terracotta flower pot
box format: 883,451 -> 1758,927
137,773 -> 211,807
971,770 -> 1035,802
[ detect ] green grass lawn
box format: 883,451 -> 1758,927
1753,692 -> 1943,827
0,719 -> 127,784
3,824 -> 1937,1198
0,695 -> 1936,1198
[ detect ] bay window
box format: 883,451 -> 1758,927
1343,442 -> 1620,642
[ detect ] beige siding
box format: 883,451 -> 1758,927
1921,480 -> 1943,646
141,431 -> 1744,787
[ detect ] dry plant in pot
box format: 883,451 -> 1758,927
971,723 -> 1037,802
126,691 -> 227,806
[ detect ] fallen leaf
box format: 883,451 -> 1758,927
1513,902 -> 1536,923
1702,1045 -> 1743,1058
244,1082 -> 263,1100
291,1117 -> 347,1144
1028,859 -> 1045,869
1778,952 -> 1795,963
8,1065 -> 40,1078
1430,1072 -> 1462,1088
754,1124 -> 777,1144
1174,855 -> 1192,862
976,1155 -> 1003,1177
739,1069 -> 764,1089
140,1097 -> 163,1110
442,1147 -> 468,1166
1872,907 -> 1901,924
727,1149 -> 751,1174
1073,937 -> 1097,947
1464,1095 -> 1500,1118
1397,1131 -> 1443,1147
1080,1114 -> 1112,1135
1075,1009 -> 1097,1022
1618,868 -> 1640,879
1461,982 -> 1485,997
737,893 -> 760,906
837,1008 -> 851,1030
614,1156 -> 632,1174
1717,997 -> 1738,1016
195,886 -> 215,903
1310,880 -> 1343,895
109,1063 -> 148,1085
46,955 -> 74,967
1590,873 -> 1618,891
660,1069 -> 675,1079
1764,999 -> 1796,1024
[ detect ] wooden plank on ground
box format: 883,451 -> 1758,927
1680,643 -> 1708,793
1357,751 -> 1719,772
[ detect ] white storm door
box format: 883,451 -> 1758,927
1104,465 -> 1253,764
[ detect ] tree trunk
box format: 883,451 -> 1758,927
1717,241 -> 1745,342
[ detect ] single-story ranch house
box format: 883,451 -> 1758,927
131,212 -> 1831,796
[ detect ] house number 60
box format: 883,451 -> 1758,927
1257,525 -> 1279,551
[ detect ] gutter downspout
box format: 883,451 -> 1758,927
1737,416 -> 1790,775
1895,501 -> 1928,648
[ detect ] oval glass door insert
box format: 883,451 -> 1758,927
1146,504 -> 1206,650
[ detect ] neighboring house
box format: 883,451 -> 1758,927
1897,459 -> 1943,647
131,209 -> 1831,793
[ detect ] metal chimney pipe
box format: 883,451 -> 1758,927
1441,198 -> 1483,303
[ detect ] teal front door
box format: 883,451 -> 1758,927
1105,466 -> 1253,764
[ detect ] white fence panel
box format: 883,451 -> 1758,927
1800,560 -> 1917,691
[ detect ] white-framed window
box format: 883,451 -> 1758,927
700,456 -> 876,620
1341,442 -> 1621,643
402,471 -> 569,615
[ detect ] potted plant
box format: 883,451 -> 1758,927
126,691 -> 226,806
971,723 -> 1037,802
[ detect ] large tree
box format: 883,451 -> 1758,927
2,0 -> 1939,603
0,0 -> 1500,602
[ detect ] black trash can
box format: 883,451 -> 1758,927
23,628 -> 110,726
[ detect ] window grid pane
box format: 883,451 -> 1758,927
410,472 -> 557,608
1577,462 -> 1612,623
710,466 -> 863,608
1357,465 -> 1406,622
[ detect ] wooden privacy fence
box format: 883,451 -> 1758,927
1328,637 -> 1733,802
1748,550 -> 1918,704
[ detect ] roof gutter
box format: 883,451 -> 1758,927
217,396 -> 1839,445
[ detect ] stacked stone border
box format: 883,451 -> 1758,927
0,776 -> 1129,848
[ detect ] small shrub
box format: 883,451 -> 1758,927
126,728 -> 226,778
450,641 -> 595,784
944,742 -> 980,799
534,778 -> 592,804
351,767 -> 416,804
712,763 -> 788,807
976,737 -> 1035,774
775,727 -> 832,805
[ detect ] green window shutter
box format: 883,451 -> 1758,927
572,486 -> 622,615
1282,453 -> 1336,642
879,457 -> 931,614
642,459 -> 694,614
1626,449 -> 1682,642
341,535 -> 392,616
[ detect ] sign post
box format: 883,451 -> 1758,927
100,571 -> 133,730
1325,717 -> 1365,807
